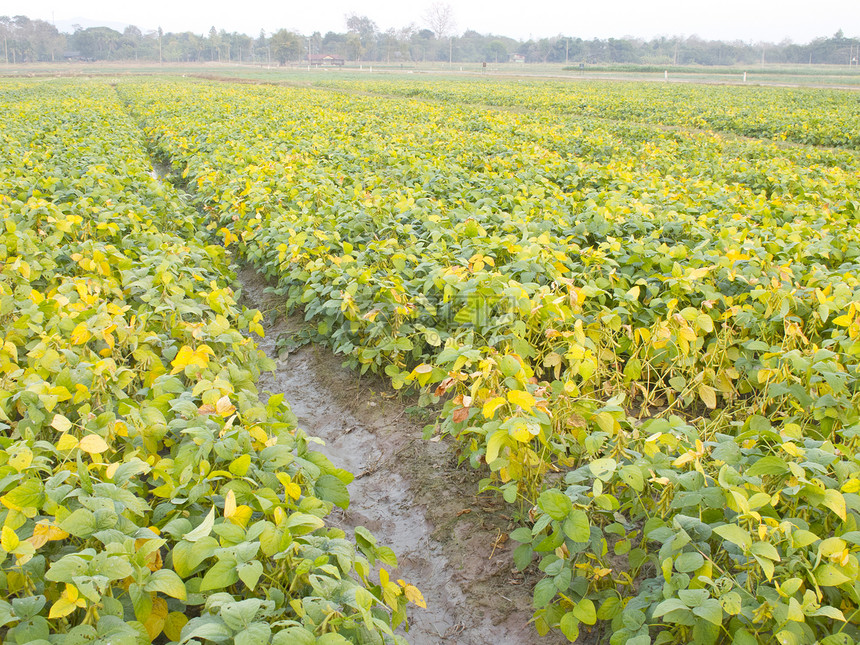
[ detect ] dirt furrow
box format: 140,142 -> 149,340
238,268 -> 565,645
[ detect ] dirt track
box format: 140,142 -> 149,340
238,267 -> 569,645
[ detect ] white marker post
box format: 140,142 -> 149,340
743,72 -> 747,82
664,70 -> 668,81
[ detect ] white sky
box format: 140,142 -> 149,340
6,0 -> 858,43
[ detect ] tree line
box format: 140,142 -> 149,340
1,14 -> 858,66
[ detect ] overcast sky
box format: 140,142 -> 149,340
6,0 -> 858,43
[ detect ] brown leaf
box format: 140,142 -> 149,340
452,406 -> 470,424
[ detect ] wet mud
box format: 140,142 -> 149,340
237,267 -> 568,645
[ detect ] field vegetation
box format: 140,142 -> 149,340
0,81 -> 420,645
1,74 -> 860,644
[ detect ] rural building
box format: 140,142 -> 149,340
307,54 -> 345,67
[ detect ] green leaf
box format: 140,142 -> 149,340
674,551 -> 704,573
814,564 -> 852,587
791,529 -> 820,548
179,615 -> 232,643
513,543 -> 532,570
750,541 -> 780,561
45,555 -> 88,583
713,524 -> 751,550
184,506 -> 216,542
286,512 -> 325,536
1,480 -> 44,515
652,598 -> 688,618
510,527 -> 532,543
485,428 -> 508,464
811,606 -> 847,621
538,490 -> 572,521
692,599 -> 723,626
271,626 -> 316,645
745,456 -> 789,477
748,415 -> 771,432
619,465 -> 644,492
732,629 -> 758,645
199,559 -> 240,592
588,457 -> 617,481
144,569 -> 187,601
220,599 -> 263,630
171,536 -> 219,578
237,561 -> 264,591
720,591 -> 742,615
533,577 -> 557,608
0,601 -> 15,628
559,611 -> 579,642
563,510 -> 590,542
314,474 -> 350,510
572,598 -> 596,625
678,589 -> 709,607
235,623 -> 272,645
58,508 -> 97,538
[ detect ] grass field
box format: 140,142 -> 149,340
1,72 -> 860,644
3,60 -> 860,88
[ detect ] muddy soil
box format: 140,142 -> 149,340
237,268 -> 569,645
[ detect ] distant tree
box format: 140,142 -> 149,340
423,3 -> 455,39
207,26 -> 220,61
345,14 -> 377,61
270,29 -> 302,64
70,26 -> 122,60
120,25 -> 142,60
410,28 -> 435,62
322,31 -> 347,58
486,39 -> 507,63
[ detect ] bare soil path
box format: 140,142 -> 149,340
237,268 -> 568,645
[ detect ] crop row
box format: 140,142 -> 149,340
0,81 -> 418,645
119,77 -> 860,645
312,77 -> 860,151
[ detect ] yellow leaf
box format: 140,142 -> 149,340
509,420 -> 533,443
27,521 -> 69,549
485,429 -> 508,464
672,451 -> 697,468
229,454 -> 251,477
1,526 -> 19,551
79,434 -> 109,454
170,345 -> 213,375
594,412 -> 616,434
823,489 -> 847,521
51,414 -> 73,433
833,315 -> 852,327
230,505 -> 253,528
248,425 -> 268,447
403,584 -> 426,608
8,448 -> 33,473
144,596 -> 168,641
70,322 -> 91,345
224,489 -> 237,519
56,434 -> 79,451
215,395 -> 236,417
507,389 -> 535,411
698,384 -> 717,410
49,584 -> 85,619
164,612 -> 189,641
48,597 -> 78,619
482,396 -> 507,419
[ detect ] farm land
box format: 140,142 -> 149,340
0,73 -> 859,644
